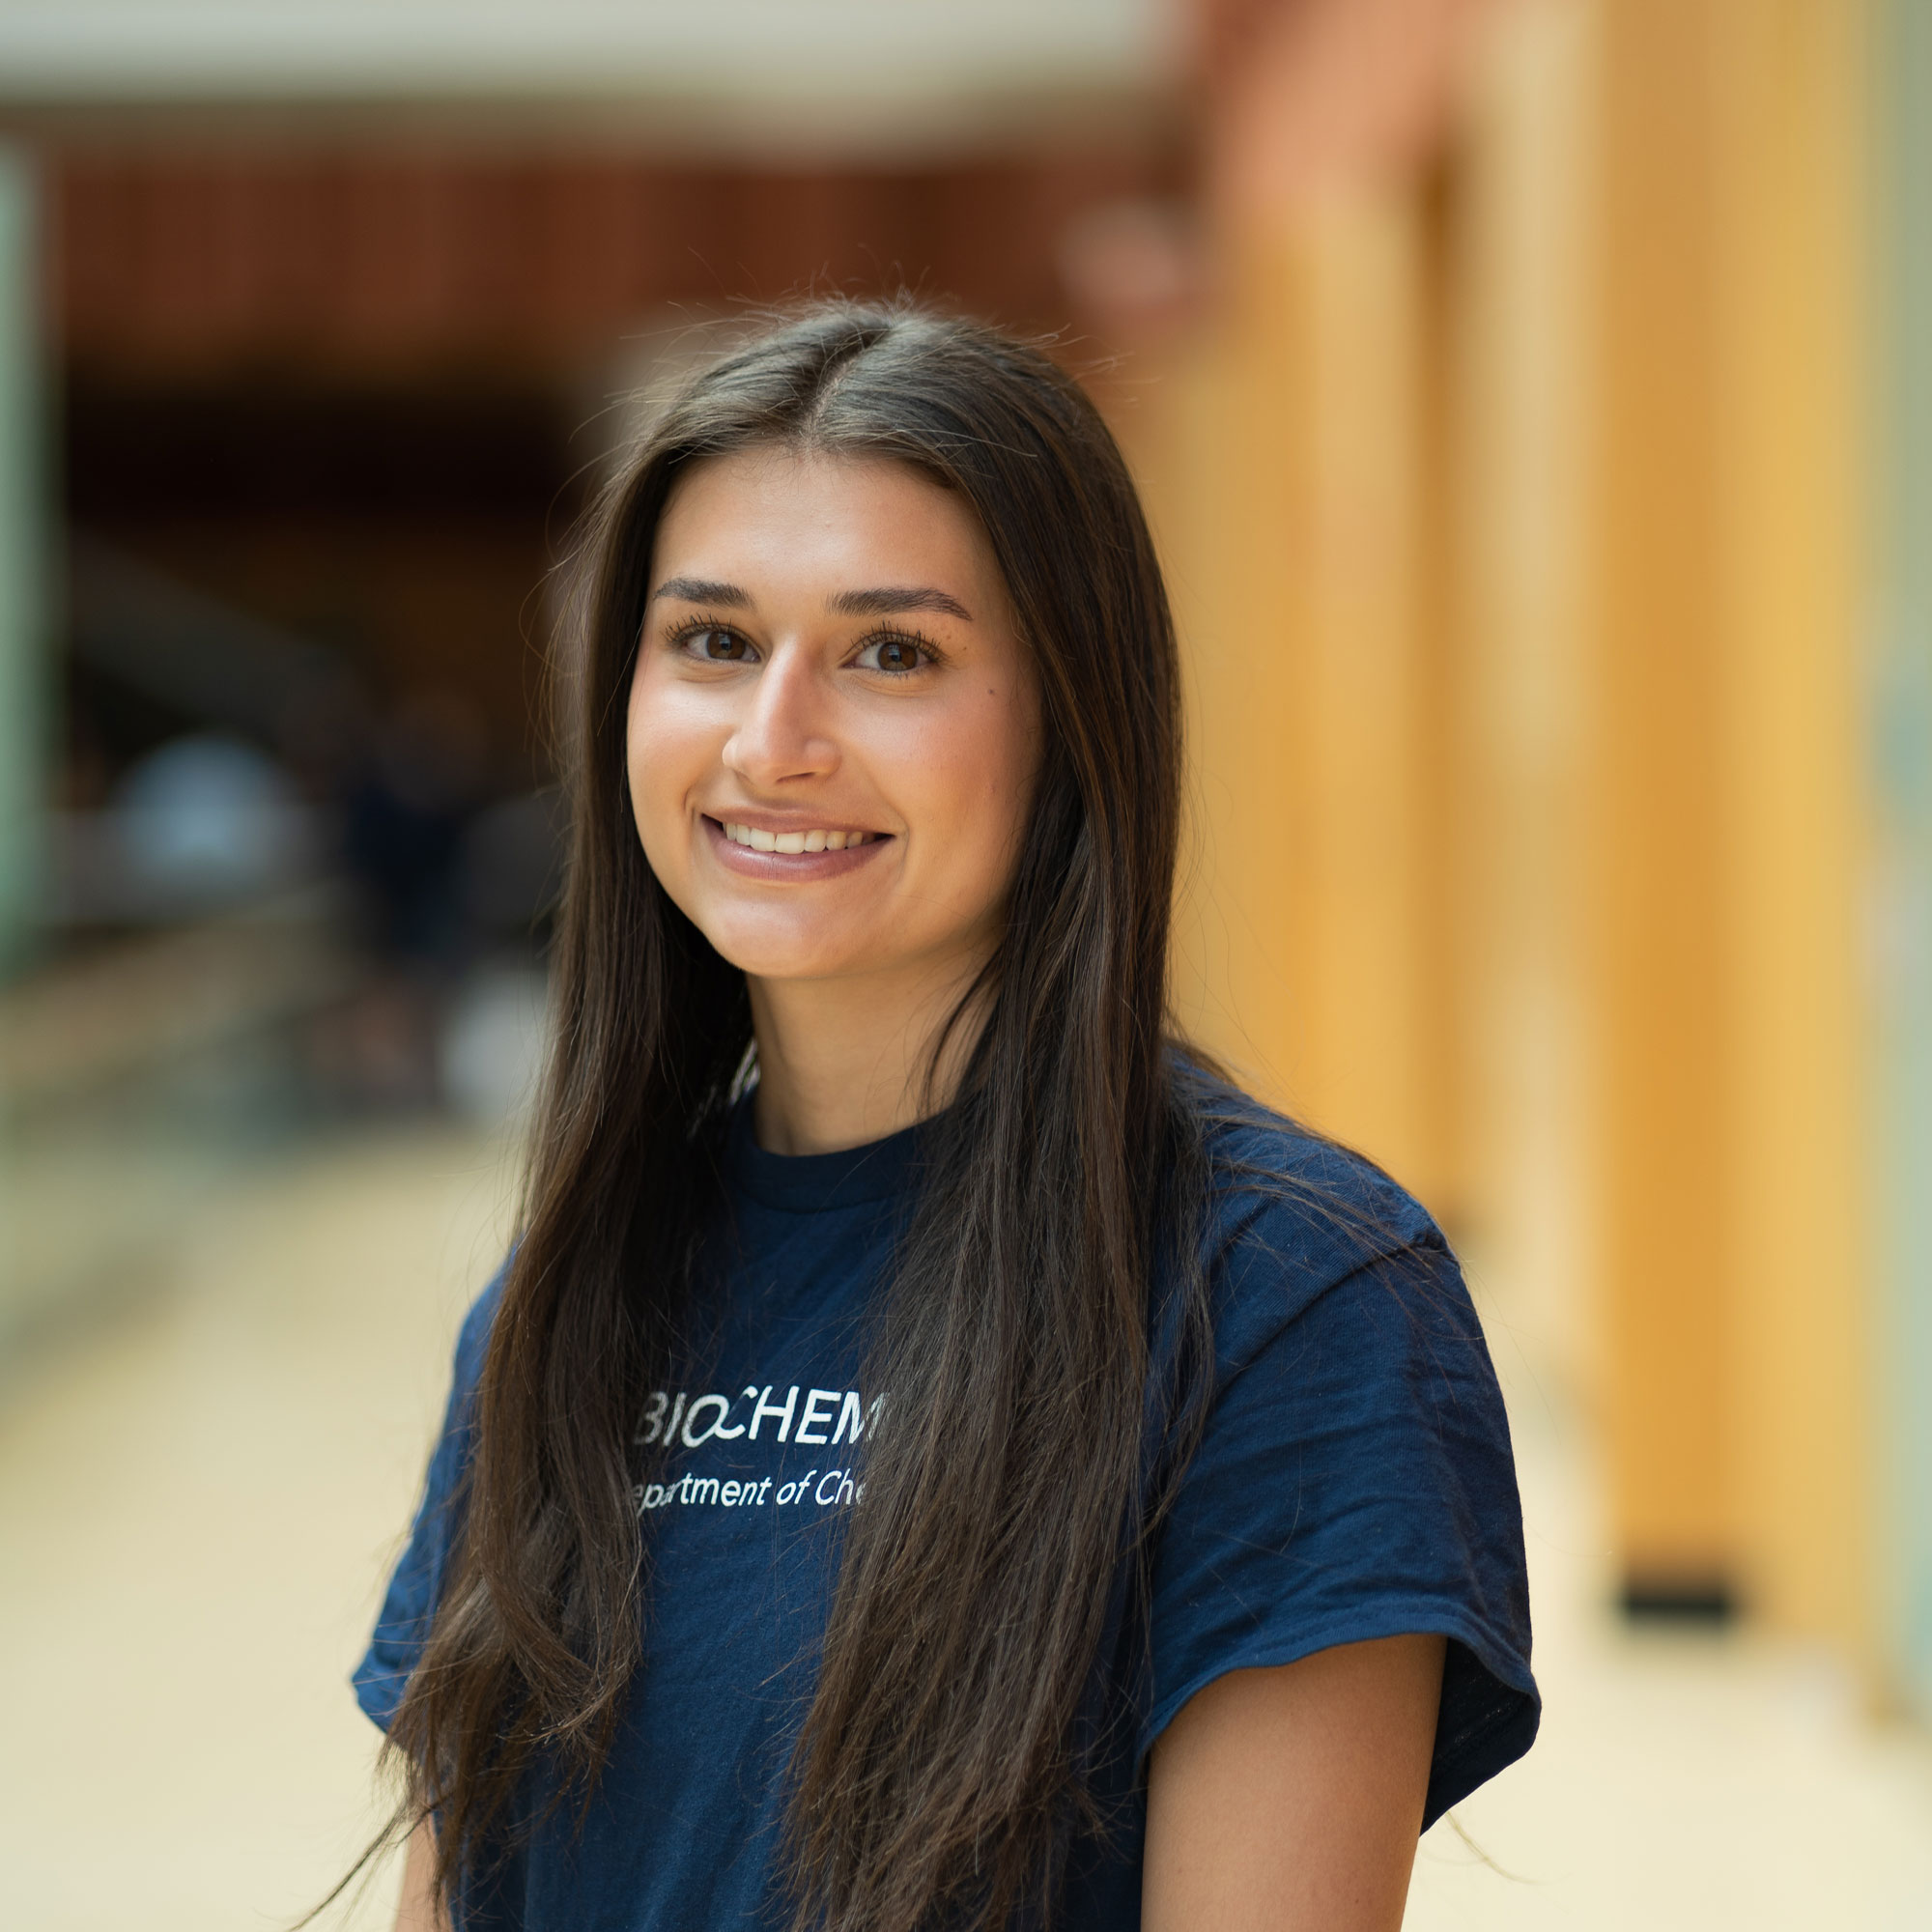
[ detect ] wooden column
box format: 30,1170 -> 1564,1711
1712,0 -> 1870,1658
1873,0 -> 1932,1712
1595,0 -> 1872,1645
1594,0 -> 1737,1604
1165,191 -> 1452,1210
1443,0 -> 1600,1379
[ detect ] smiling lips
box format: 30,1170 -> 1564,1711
721,820 -> 880,854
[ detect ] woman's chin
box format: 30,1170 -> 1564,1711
698,922 -> 880,985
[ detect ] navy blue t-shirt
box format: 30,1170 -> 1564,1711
355,1088 -> 1537,1928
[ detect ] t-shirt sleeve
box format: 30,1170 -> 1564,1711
351,1273 -> 502,1732
1143,1220 -> 1539,1826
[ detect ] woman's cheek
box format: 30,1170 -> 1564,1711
626,725 -> 693,889
930,724 -> 1030,913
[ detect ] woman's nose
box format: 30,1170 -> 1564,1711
721,650 -> 839,788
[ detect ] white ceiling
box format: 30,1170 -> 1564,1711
0,0 -> 1175,103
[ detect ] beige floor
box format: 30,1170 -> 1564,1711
1408,1346 -> 1932,1930
2,1132 -> 1929,1932
0,1129 -> 518,1932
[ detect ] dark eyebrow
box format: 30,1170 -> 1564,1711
828,585 -> 974,623
651,576 -> 753,608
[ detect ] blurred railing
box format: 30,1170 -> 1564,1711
0,890 -> 364,1367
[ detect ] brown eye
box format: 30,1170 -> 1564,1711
680,625 -> 753,663
856,635 -> 928,674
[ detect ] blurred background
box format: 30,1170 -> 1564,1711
1,1 -> 1929,1925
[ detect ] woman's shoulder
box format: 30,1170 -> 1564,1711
351,1264 -> 508,1732
427,1262 -> 509,1443
1151,1070 -> 1535,1822
454,1264 -> 508,1379
1176,1064 -> 1446,1284
1165,1063 -> 1479,1383
422,1263 -> 505,1418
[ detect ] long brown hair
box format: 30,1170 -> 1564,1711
386,298 -> 1210,1930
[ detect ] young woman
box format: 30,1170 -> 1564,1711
354,300 -> 1537,1932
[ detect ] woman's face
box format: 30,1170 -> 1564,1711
628,448 -> 1041,990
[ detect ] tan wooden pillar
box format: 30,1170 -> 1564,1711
1594,0 -> 1737,1606
1442,0 -> 1600,1380
1709,0 -> 1870,1652
1594,0 -> 1871,1643
1150,0 -> 1473,1213
1163,192 -> 1452,1212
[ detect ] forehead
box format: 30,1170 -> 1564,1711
650,447 -> 1001,597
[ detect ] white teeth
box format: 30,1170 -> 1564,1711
722,820 -> 872,853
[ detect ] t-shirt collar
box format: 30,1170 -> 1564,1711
723,1089 -> 931,1213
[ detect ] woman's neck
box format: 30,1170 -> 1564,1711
746,952 -> 988,1156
